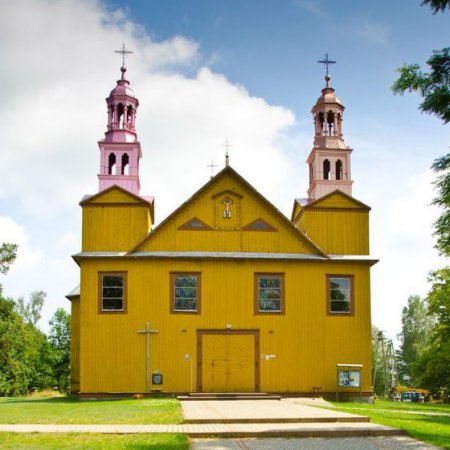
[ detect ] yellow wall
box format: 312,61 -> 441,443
298,209 -> 369,255
78,258 -> 372,395
82,205 -> 151,252
70,296 -> 80,393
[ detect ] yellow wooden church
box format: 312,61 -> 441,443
67,61 -> 377,400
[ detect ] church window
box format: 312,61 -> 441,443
121,153 -> 129,175
108,153 -> 116,175
327,111 -> 335,135
99,272 -> 126,313
327,275 -> 354,315
336,159 -> 343,180
118,103 -> 125,128
255,273 -> 284,314
323,159 -> 330,180
171,273 -> 201,314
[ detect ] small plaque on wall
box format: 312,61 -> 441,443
152,373 -> 163,385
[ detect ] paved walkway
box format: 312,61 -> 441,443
190,436 -> 442,449
182,398 -> 368,424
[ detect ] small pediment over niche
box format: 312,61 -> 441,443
178,217 -> 213,231
243,218 -> 277,232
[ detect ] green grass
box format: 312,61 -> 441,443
0,396 -> 183,424
0,432 -> 188,449
331,400 -> 450,449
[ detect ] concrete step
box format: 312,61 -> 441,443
184,416 -> 370,424
178,392 -> 282,401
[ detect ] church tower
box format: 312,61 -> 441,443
306,74 -> 353,200
98,64 -> 142,195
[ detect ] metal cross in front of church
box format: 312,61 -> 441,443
137,322 -> 159,393
318,53 -> 336,77
115,43 -> 133,66
206,160 -> 218,178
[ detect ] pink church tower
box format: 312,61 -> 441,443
98,50 -> 141,195
306,55 -> 353,201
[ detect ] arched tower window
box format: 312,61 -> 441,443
336,159 -> 343,180
127,105 -> 133,127
323,159 -> 330,180
108,153 -> 116,175
117,103 -> 124,128
121,153 -> 129,175
327,111 -> 335,136
318,112 -> 325,135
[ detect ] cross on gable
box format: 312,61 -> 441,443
318,53 -> 336,77
115,43 -> 133,66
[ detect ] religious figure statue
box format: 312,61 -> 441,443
222,198 -> 233,218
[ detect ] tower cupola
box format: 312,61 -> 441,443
306,63 -> 353,201
98,55 -> 142,195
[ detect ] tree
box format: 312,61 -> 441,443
15,291 -> 46,326
431,154 -> 450,256
422,0 -> 450,14
392,48 -> 450,124
413,268 -> 450,400
397,295 -> 434,385
48,308 -> 71,392
0,243 -> 17,275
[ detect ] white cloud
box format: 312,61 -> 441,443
0,217 -> 43,270
292,0 -> 326,18
0,0 -> 297,331
356,21 -> 390,47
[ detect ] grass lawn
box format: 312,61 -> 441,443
331,399 -> 450,449
0,432 -> 188,449
0,395 -> 183,424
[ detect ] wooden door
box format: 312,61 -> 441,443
197,330 -> 259,392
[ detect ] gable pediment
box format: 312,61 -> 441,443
80,185 -> 153,207
299,190 -> 370,212
131,166 -> 324,256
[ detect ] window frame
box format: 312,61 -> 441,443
170,272 -> 201,315
98,272 -> 127,314
326,274 -> 354,316
254,273 -> 285,315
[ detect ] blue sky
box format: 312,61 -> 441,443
0,0 -> 448,343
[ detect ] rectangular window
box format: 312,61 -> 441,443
99,272 -> 127,313
255,273 -> 284,314
170,272 -> 201,314
327,275 -> 354,315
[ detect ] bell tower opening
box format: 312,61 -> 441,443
108,153 -> 116,175
323,159 -> 330,180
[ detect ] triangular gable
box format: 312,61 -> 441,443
130,166 -> 325,256
292,190 -> 370,223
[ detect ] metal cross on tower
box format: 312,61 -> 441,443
115,43 -> 133,66
137,322 -> 159,393
318,53 -> 336,77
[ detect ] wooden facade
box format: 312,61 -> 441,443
70,167 -> 376,399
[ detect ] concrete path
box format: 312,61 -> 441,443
0,422 -> 402,437
181,398 -> 369,424
190,436 -> 442,449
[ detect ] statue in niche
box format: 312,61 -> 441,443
222,198 -> 233,219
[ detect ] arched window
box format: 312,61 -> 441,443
336,160 -> 343,180
327,111 -> 335,136
117,103 -> 125,128
108,153 -> 116,175
127,105 -> 133,125
121,153 -> 129,175
318,112 -> 325,134
323,159 -> 330,180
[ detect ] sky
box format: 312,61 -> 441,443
0,0 -> 448,343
